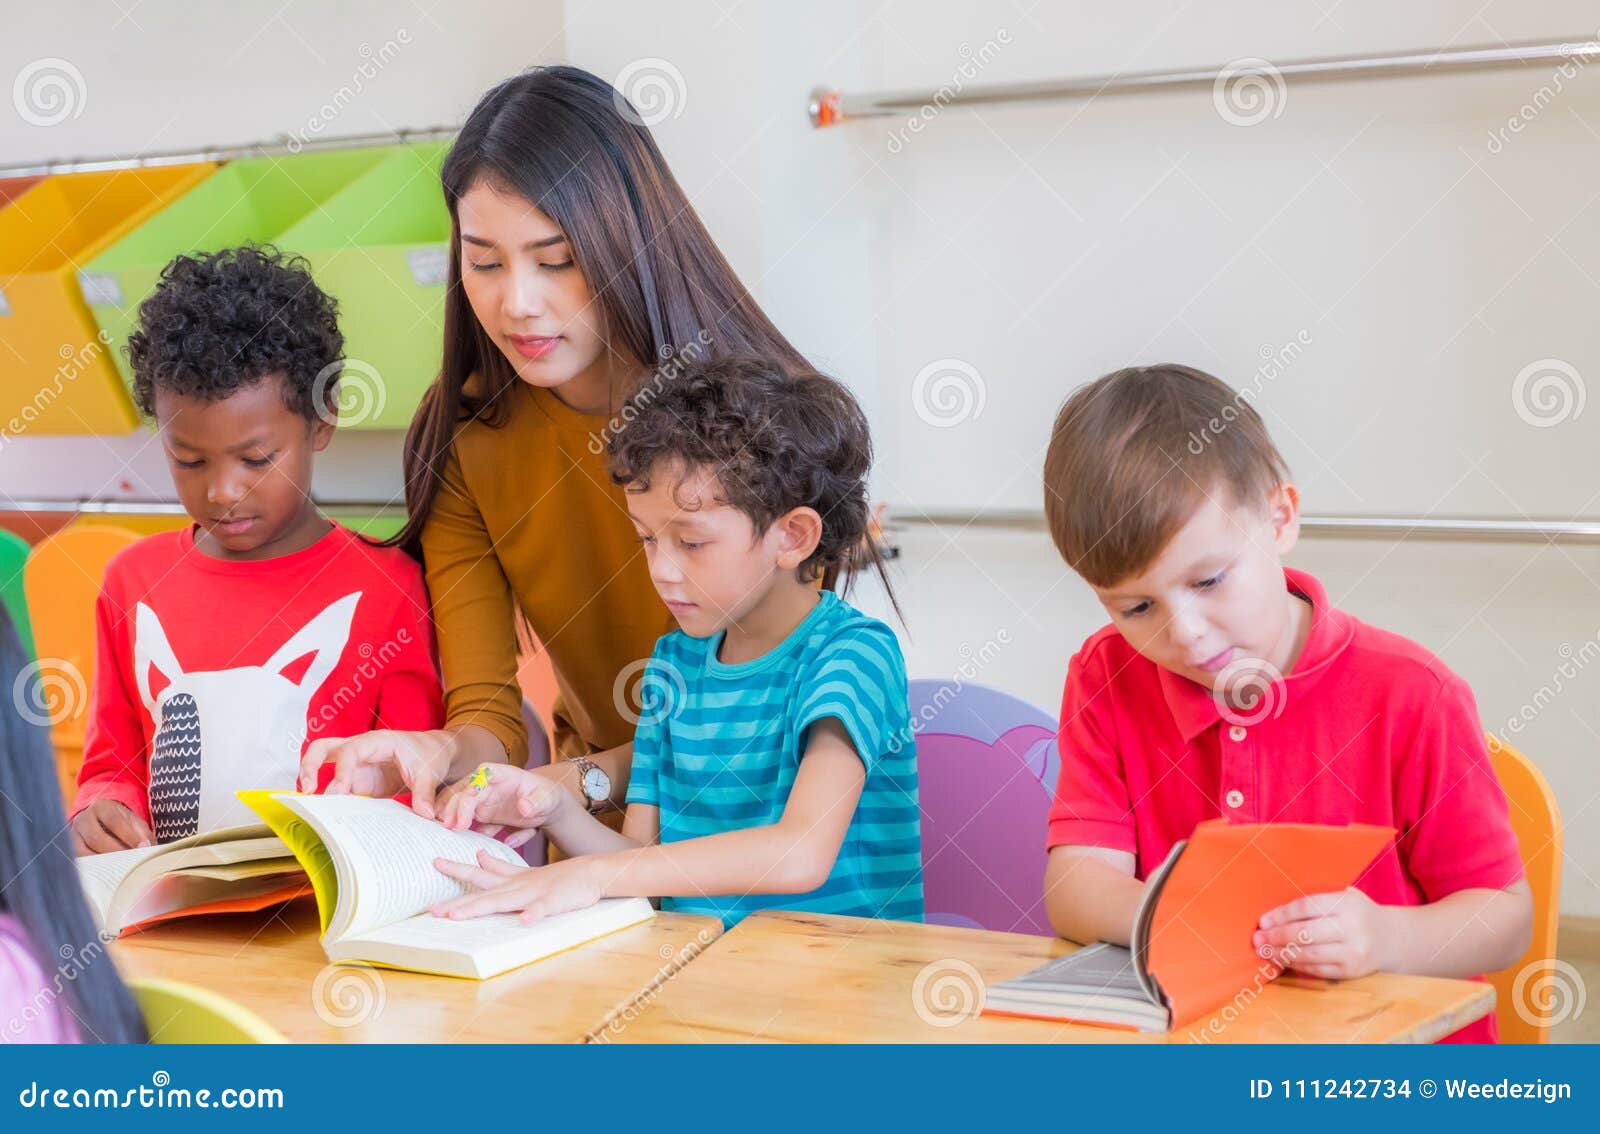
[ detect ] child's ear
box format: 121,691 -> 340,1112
309,412 -> 336,452
1268,483 -> 1301,555
771,506 -> 824,570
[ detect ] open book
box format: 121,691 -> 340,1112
983,820 -> 1395,1031
237,790 -> 655,979
77,826 -> 311,938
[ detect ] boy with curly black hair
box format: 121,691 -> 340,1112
423,357 -> 924,929
71,246 -> 444,854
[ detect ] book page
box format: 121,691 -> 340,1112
278,794 -> 523,941
169,858 -> 303,882
73,822 -> 274,905
358,911 -> 550,952
105,836 -> 292,931
337,898 -> 655,978
76,845 -> 164,929
993,942 -> 1148,998
1132,837 -> 1185,1003
355,900 -> 648,952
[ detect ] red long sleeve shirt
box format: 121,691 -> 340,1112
74,523 -> 444,840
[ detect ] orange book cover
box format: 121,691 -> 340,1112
982,821 -> 1395,1032
1146,819 -> 1395,1028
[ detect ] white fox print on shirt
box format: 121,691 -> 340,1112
132,592 -> 362,841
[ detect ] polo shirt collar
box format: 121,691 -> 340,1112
1159,566 -> 1356,742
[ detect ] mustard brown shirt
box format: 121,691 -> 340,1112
421,379 -> 675,763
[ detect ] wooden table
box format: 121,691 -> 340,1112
594,910 -> 1496,1043
111,897 -> 723,1043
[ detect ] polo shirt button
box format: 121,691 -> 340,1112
1225,789 -> 1245,808
1228,724 -> 1247,742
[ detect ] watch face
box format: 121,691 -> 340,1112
581,765 -> 610,800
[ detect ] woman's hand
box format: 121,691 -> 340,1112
299,728 -> 462,818
434,763 -> 570,850
431,850 -> 604,924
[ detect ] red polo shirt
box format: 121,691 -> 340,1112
1048,566 -> 1523,1042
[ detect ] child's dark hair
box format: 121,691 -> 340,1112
0,610 -> 147,1043
127,244 -> 344,423
607,356 -> 901,619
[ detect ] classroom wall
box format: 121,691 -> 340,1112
4,2 -> 1597,916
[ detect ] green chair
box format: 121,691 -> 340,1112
131,977 -> 286,1043
0,529 -> 35,657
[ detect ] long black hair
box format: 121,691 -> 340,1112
0,609 -> 146,1043
391,65 -> 811,561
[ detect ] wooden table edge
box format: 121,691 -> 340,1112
613,910 -> 1503,1045
111,904 -> 728,1044
581,911 -> 726,1043
1383,984 -> 1497,1044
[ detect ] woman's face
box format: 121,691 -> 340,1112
456,178 -> 615,404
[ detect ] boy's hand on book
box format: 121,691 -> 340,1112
70,800 -> 156,855
435,764 -> 566,849
1253,887 -> 1391,980
430,850 -> 603,924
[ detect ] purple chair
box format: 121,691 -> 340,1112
910,680 -> 1059,936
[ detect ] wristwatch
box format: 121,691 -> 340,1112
569,756 -> 612,814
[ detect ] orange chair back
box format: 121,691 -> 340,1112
1485,734 -> 1563,1043
23,524 -> 142,806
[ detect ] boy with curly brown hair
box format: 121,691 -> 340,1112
423,357 -> 924,929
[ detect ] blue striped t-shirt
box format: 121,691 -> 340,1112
625,590 -> 924,927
